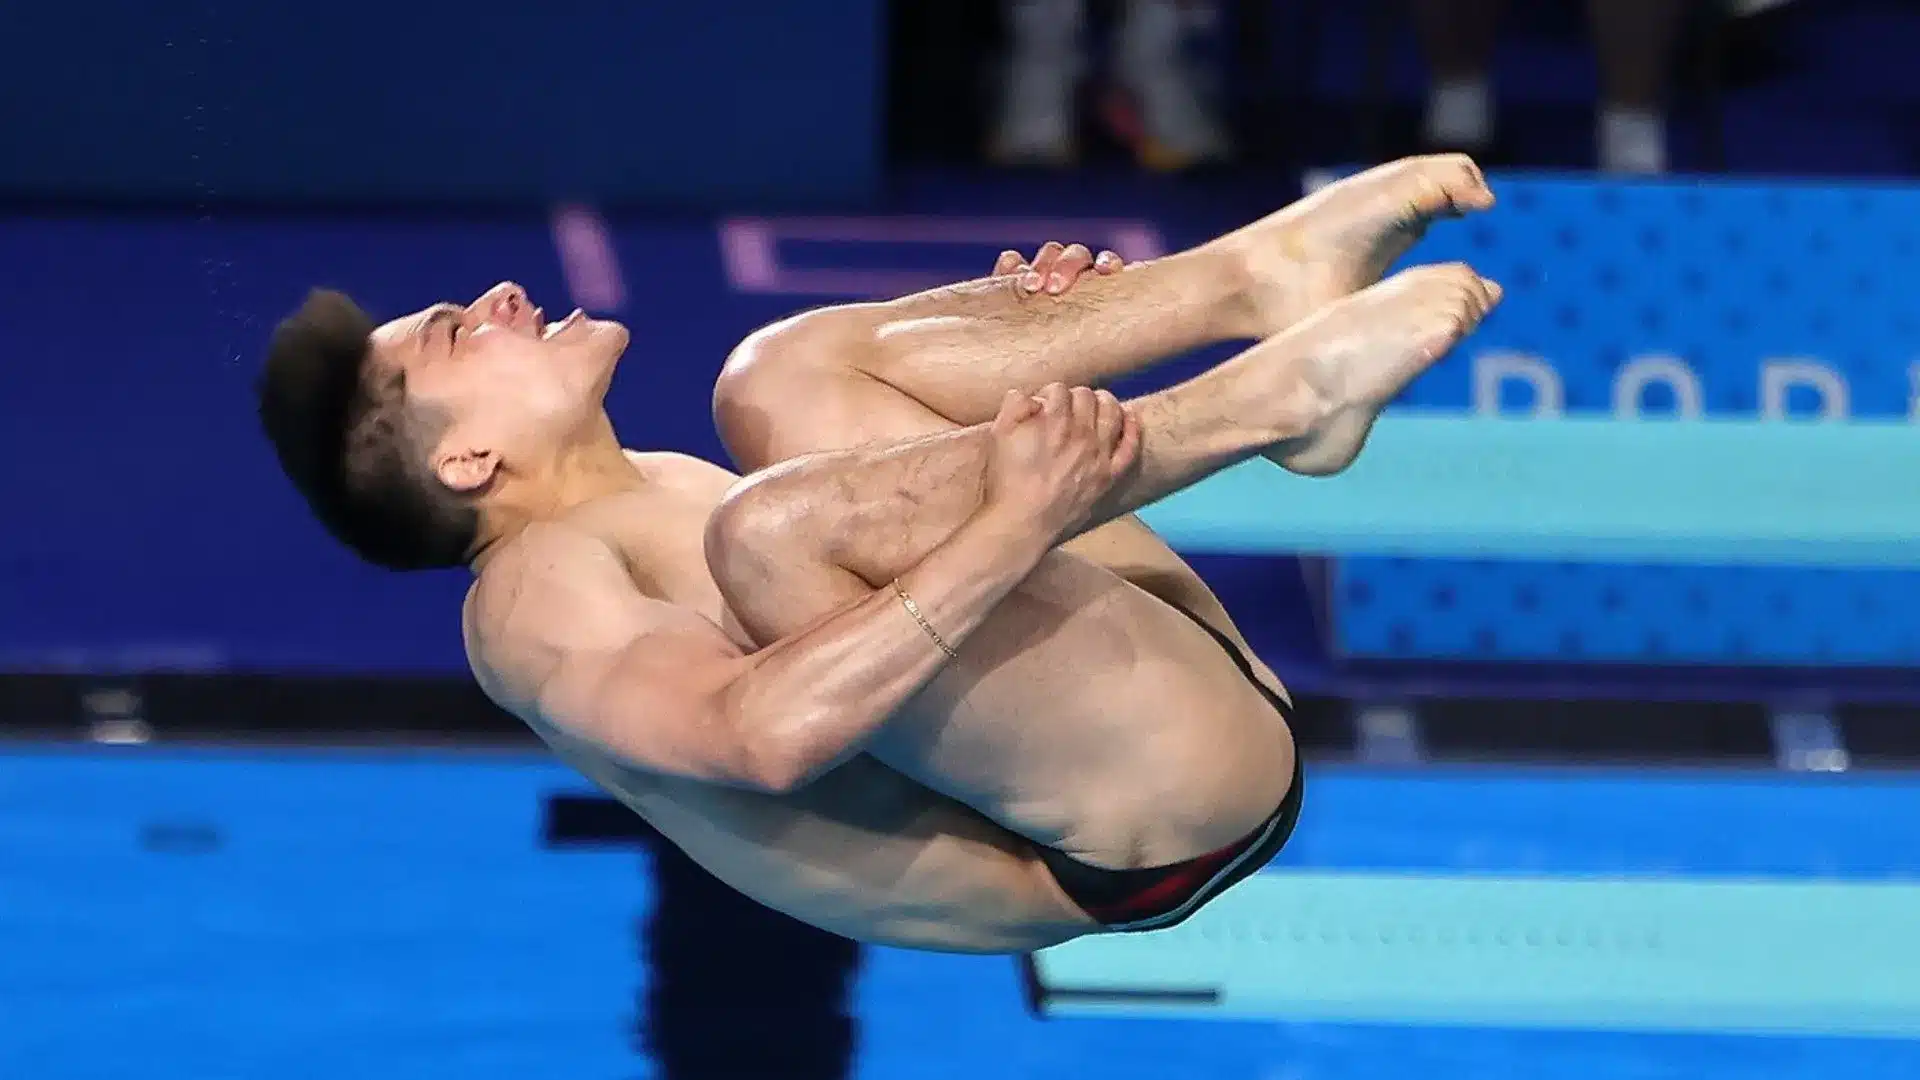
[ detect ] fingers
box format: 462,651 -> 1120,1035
1068,385 -> 1100,436
1028,383 -> 1091,444
1091,388 -> 1124,454
1028,383 -> 1135,480
1018,242 -> 1065,293
1010,241 -> 1123,295
1027,242 -> 1080,294
1030,383 -> 1072,432
1031,383 -> 1117,453
1045,244 -> 1095,294
1109,403 -> 1143,477
992,387 -> 1040,432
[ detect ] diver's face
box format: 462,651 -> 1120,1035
370,282 -> 629,474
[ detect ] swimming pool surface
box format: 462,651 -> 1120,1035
4,747 -> 1918,1079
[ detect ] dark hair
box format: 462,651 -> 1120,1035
256,289 -> 480,570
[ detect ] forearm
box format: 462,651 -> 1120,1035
717,333 -> 1325,632
719,507 -> 1046,790
844,244 -> 1258,425
716,355 -> 1310,791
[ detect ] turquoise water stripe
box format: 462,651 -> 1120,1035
1034,870 -> 1920,1037
1135,416 -> 1920,565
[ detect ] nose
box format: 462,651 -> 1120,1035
472,282 -> 530,327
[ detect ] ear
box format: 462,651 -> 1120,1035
431,446 -> 500,494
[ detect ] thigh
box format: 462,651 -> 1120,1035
873,544 -> 1295,867
1058,517 -> 1289,701
722,361 -> 1296,863
634,756 -> 1097,952
720,362 -> 1283,698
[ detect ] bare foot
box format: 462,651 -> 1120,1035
1259,263 -> 1503,476
1215,155 -> 1496,337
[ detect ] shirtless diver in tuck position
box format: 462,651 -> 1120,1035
258,156 -> 1499,953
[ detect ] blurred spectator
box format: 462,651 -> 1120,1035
1414,0 -> 1687,174
992,0 -> 1232,170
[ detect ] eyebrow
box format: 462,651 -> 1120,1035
418,304 -> 461,348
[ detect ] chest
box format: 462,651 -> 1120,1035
584,491 -> 747,645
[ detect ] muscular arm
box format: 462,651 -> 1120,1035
720,357 -> 1319,587
477,513 -> 1051,794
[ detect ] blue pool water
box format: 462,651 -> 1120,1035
4,747 -> 1919,1079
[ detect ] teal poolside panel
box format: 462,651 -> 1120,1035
1136,415 -> 1920,566
1033,871 -> 1920,1037
1130,414 -> 1920,664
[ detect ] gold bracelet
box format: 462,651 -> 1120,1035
891,579 -> 958,659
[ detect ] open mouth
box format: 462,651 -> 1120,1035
540,308 -> 586,341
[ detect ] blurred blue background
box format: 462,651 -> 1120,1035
6,1 -> 1920,1077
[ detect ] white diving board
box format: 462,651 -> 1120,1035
1027,870 -> 1920,1038
1133,415 -> 1920,566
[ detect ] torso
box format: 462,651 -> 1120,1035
462,450 -> 1289,948
463,452 -> 1086,951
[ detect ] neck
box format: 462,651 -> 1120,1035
467,412 -> 639,571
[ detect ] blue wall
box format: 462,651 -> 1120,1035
6,749 -> 1920,1079
0,208 -> 1205,672
1331,176 -> 1920,665
0,3 -> 881,208
5,174 -> 1920,673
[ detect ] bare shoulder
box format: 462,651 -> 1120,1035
468,524 -> 706,705
464,522 -> 746,750
469,523 -> 637,628
465,524 -> 644,707
622,449 -> 740,497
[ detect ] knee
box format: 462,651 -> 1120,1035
713,310 -> 868,435
715,313 -> 813,402
703,466 -> 818,583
